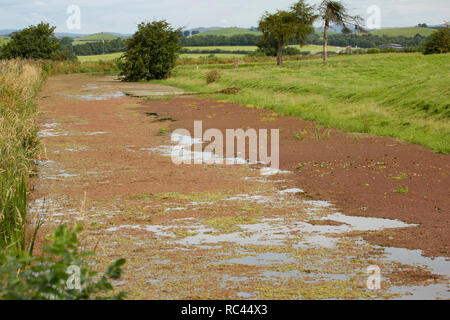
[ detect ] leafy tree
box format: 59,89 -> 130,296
255,35 -> 302,56
180,33 -> 262,46
0,23 -> 60,60
119,20 -> 182,81
318,0 -> 365,62
423,24 -> 450,55
56,37 -> 77,61
72,39 -> 127,56
258,0 -> 316,66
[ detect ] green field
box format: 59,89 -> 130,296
193,27 -> 262,37
367,27 -> 436,37
156,53 -> 450,153
73,33 -> 128,46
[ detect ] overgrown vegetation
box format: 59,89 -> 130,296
0,60 -> 126,300
157,53 -> 450,153
0,60 -> 44,252
0,224 -> 126,300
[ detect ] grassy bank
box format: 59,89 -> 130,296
157,53 -> 450,153
0,60 -> 45,251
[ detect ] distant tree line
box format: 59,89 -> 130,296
307,32 -> 429,48
71,38 -> 127,55
50,31 -> 432,58
179,34 -> 261,46
177,32 -> 430,49
183,48 -> 253,54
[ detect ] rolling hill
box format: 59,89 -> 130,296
192,27 -> 262,37
73,33 -> 128,45
368,27 -> 435,37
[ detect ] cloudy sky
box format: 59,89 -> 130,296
0,0 -> 449,34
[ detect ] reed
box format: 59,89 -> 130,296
0,60 -> 45,252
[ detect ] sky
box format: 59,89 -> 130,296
0,0 -> 449,34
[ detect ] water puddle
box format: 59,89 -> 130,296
46,171 -> 79,180
39,127 -> 69,138
387,283 -> 450,300
65,147 -> 88,152
278,188 -> 304,194
84,131 -> 108,136
71,91 -> 125,101
260,168 -> 292,176
383,246 -> 450,277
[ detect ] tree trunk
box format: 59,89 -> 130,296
323,20 -> 329,62
276,40 -> 283,66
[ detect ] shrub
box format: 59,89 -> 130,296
119,20 -> 182,81
0,23 -> 61,60
367,48 -> 380,54
423,24 -> 450,55
206,69 -> 221,84
0,224 -> 126,300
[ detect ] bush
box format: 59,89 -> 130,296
206,69 -> 221,84
423,24 -> 450,55
0,23 -> 61,60
0,224 -> 126,300
367,48 -> 380,54
119,20 -> 182,81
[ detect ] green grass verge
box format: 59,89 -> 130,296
154,53 -> 450,153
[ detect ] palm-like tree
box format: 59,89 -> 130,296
319,0 -> 365,62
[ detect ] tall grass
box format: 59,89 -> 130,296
0,60 -> 44,252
